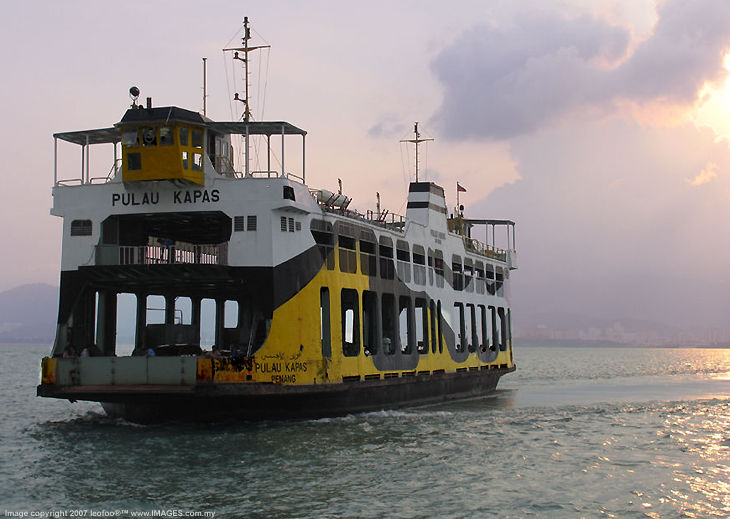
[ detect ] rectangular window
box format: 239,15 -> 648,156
192,153 -> 203,171
288,218 -> 295,233
434,252 -> 444,288
489,305 -> 499,351
379,243 -> 394,280
181,151 -> 188,169
320,288 -> 331,358
141,127 -> 157,146
498,307 -> 507,350
486,265 -> 496,295
396,241 -> 411,283
399,296 -> 412,354
295,221 -> 301,231
475,262 -> 485,295
127,152 -> 142,170
359,240 -> 377,276
496,269 -> 505,297
159,126 -> 174,146
478,304 -> 488,352
382,293 -> 396,354
312,230 -> 334,270
280,217 -> 287,232
452,256 -> 463,291
70,219 -> 92,236
467,303 -> 477,352
338,235 -> 357,273
192,129 -> 203,148
464,262 -> 474,293
413,245 -> 426,285
415,298 -> 428,354
437,300 -> 443,353
430,300 -> 437,354
234,216 -> 245,232
341,289 -> 359,357
454,303 -> 465,352
362,291 -> 378,356
122,130 -> 138,147
179,127 -> 189,146
247,215 -> 257,231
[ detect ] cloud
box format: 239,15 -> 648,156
430,0 -> 730,140
688,162 -> 718,186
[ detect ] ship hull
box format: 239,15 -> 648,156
38,366 -> 514,423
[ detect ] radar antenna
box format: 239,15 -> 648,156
400,122 -> 433,182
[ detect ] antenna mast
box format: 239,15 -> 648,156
400,122 -> 433,182
202,57 -> 207,116
223,16 -> 270,122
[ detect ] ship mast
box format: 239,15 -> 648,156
400,122 -> 433,182
223,16 -> 270,122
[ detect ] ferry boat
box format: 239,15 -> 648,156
37,19 -> 517,422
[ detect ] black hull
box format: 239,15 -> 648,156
38,366 -> 514,423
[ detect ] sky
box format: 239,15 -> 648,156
1,0 -> 729,329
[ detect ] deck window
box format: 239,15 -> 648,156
452,255 -> 463,291
413,245 -> 426,285
434,251 -> 444,288
396,240 -> 411,283
312,227 -> 334,270
467,303 -> 477,352
341,289 -> 359,357
359,239 -> 377,276
362,291 -> 378,356
464,260 -> 474,293
454,303 -> 465,352
486,264 -> 496,295
320,288 -> 331,358
338,235 -> 357,273
415,298 -> 428,354
475,262 -> 485,295
379,240 -> 395,280
496,269 -> 505,296
399,296 -> 412,354
382,293 -> 396,354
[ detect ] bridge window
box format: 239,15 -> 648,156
142,127 -> 157,146
181,151 -> 188,170
179,127 -> 189,146
159,126 -> 174,146
192,129 -> 203,148
122,130 -> 139,147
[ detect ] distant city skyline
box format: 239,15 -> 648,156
1,0 -> 729,329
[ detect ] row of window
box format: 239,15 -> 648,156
312,229 -> 506,295
122,126 -> 204,149
320,287 -> 510,359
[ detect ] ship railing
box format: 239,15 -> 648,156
97,244 -> 226,266
55,159 -> 121,186
462,236 -> 508,262
226,170 -> 306,183
314,202 -> 407,231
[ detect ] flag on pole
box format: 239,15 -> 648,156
457,182 -> 467,192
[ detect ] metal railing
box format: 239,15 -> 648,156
96,244 -> 225,266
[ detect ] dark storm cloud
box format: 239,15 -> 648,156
431,0 -> 730,140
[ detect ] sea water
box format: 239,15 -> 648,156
1,343 -> 728,518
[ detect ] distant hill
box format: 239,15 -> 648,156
0,283 -> 57,344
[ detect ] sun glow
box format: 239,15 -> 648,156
693,52 -> 730,141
